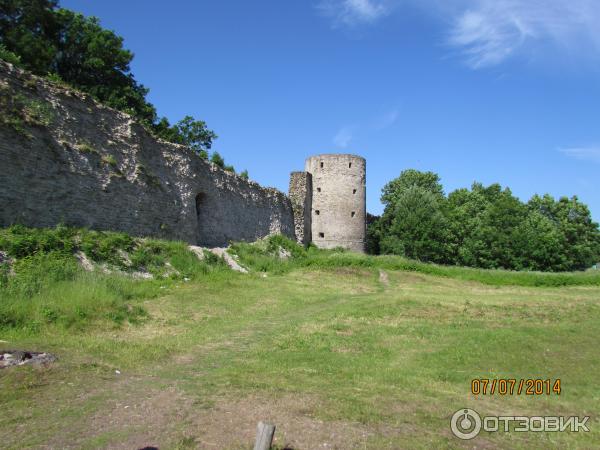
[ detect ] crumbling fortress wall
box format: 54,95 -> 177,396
290,154 -> 366,252
0,61 -> 295,246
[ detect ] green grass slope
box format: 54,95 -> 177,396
1,226 -> 599,448
0,225 -> 227,332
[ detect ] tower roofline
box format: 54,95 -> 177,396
306,153 -> 365,161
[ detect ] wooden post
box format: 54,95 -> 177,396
254,421 -> 276,450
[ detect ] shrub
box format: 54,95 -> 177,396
0,44 -> 22,66
79,230 -> 134,266
0,224 -> 75,258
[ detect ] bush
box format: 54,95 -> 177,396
79,230 -> 135,266
0,224 -> 75,258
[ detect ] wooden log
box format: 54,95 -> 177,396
254,421 -> 276,450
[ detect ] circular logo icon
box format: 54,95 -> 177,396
451,408 -> 482,440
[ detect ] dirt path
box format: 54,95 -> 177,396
378,269 -> 389,287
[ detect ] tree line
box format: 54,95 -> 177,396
0,0 -> 247,177
368,169 -> 600,272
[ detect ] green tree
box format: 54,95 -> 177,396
445,187 -> 486,265
513,209 -> 567,271
152,117 -> 181,144
378,170 -> 449,262
528,194 -> 600,270
239,169 -> 249,180
174,116 -> 216,157
381,169 -> 444,207
0,0 -> 60,73
380,185 -> 450,263
152,116 -> 216,158
53,8 -> 157,123
446,183 -> 527,269
376,169 -> 600,271
365,213 -> 382,255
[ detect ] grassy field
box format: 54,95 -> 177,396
1,228 -> 599,449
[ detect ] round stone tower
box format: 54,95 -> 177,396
305,154 -> 366,252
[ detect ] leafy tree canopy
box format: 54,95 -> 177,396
380,185 -> 450,264
371,169 -> 600,272
381,169 -> 444,206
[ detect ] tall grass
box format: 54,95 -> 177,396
0,225 -> 227,334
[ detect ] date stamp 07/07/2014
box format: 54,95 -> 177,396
471,378 -> 561,396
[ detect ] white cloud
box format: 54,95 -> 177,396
448,8 -> 531,68
333,126 -> 354,148
560,146 -> 600,163
317,0 -> 390,27
447,0 -> 600,68
317,0 -> 600,68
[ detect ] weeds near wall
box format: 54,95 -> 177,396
0,84 -> 55,135
135,164 -> 162,189
74,141 -> 99,154
0,225 -> 228,334
101,154 -> 118,167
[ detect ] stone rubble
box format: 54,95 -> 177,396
0,350 -> 57,369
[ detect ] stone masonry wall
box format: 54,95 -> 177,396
0,61 -> 295,246
288,171 -> 312,246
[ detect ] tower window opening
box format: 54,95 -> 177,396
315,210 -> 320,215
353,189 -> 357,194
317,187 -> 321,192
349,162 -> 352,168
319,232 -> 325,238
320,161 -> 324,168
351,211 -> 356,217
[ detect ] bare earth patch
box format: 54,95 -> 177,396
50,378 -> 389,450
187,393 -> 381,450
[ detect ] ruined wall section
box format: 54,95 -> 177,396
0,61 -> 295,246
288,171 -> 312,246
305,154 -> 366,252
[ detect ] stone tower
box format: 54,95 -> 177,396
289,153 -> 366,252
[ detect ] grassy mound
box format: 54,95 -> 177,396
0,225 -> 226,333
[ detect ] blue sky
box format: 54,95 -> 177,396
61,0 -> 600,219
